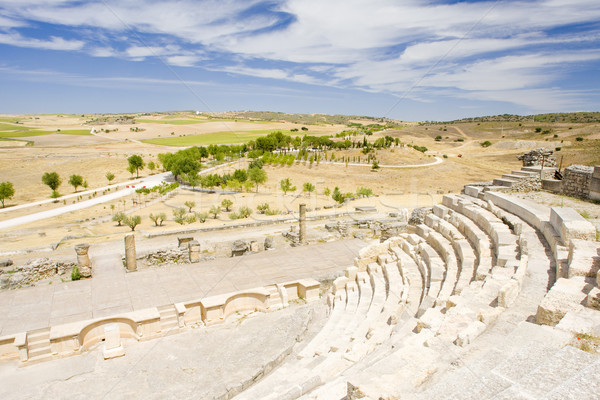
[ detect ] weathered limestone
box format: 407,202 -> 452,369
567,239 -> 600,278
74,243 -> 92,278
177,236 -> 194,249
536,277 -> 593,325
299,203 -> 306,245
102,323 -> 125,359
550,207 -> 596,243
124,233 -> 137,272
231,240 -> 250,257
188,240 -> 201,263
264,236 -> 274,250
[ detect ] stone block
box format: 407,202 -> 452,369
188,240 -> 201,263
298,279 -> 320,302
536,278 -> 592,326
103,324 -> 125,359
0,259 -> 13,268
498,279 -> 519,308
455,320 -> 486,347
345,266 -> 358,281
231,240 -> 250,257
416,307 -> 444,333
556,308 -> 600,336
477,306 -> 504,325
464,185 -> 482,198
542,178 -> 562,193
567,239 -> 600,279
550,207 -> 596,244
177,236 -> 194,249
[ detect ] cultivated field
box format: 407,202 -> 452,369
0,111 -> 598,256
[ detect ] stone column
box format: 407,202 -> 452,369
188,240 -> 201,263
75,243 -> 92,278
124,233 -> 137,272
299,203 -> 306,245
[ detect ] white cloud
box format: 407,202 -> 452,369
1,0 -> 600,112
0,32 -> 84,51
166,55 -> 201,67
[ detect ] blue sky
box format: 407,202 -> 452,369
0,0 -> 599,121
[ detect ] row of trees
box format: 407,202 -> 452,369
40,172 -> 90,198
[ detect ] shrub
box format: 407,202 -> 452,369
257,203 -> 270,214
221,199 -> 233,212
112,212 -> 126,226
173,207 -> 187,224
576,137 -> 584,141
435,135 -> 442,141
185,214 -> 197,224
443,154 -> 448,158
332,187 -> 345,204
149,212 -> 166,226
71,266 -> 81,281
555,147 -> 561,151
480,141 -> 492,147
535,127 -> 542,133
356,187 -> 373,197
124,215 -> 141,231
184,201 -> 195,212
196,212 -> 208,223
209,205 -> 221,219
413,145 -> 428,153
237,206 -> 252,218
280,178 -> 296,194
303,182 -> 315,194
371,160 -> 380,170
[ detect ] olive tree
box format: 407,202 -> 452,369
0,181 -> 15,208
42,172 -> 62,198
68,174 -> 84,192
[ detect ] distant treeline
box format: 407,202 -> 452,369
427,112 -> 600,124
206,111 -> 390,125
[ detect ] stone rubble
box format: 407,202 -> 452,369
0,258 -> 76,289
517,148 -> 557,167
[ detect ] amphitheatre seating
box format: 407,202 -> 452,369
238,190 -> 600,399
480,191 -> 600,327
233,192 -> 549,399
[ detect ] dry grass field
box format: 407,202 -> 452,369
0,112 -> 598,255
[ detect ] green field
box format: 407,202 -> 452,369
0,118 -> 24,124
0,123 -> 34,132
57,129 -> 91,135
0,129 -> 90,138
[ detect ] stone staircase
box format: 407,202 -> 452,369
25,327 -> 52,364
157,304 -> 179,334
465,165 -> 557,194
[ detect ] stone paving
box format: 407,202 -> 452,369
0,239 -> 366,336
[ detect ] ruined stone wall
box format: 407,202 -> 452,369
562,165 -> 593,199
518,148 -> 557,167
